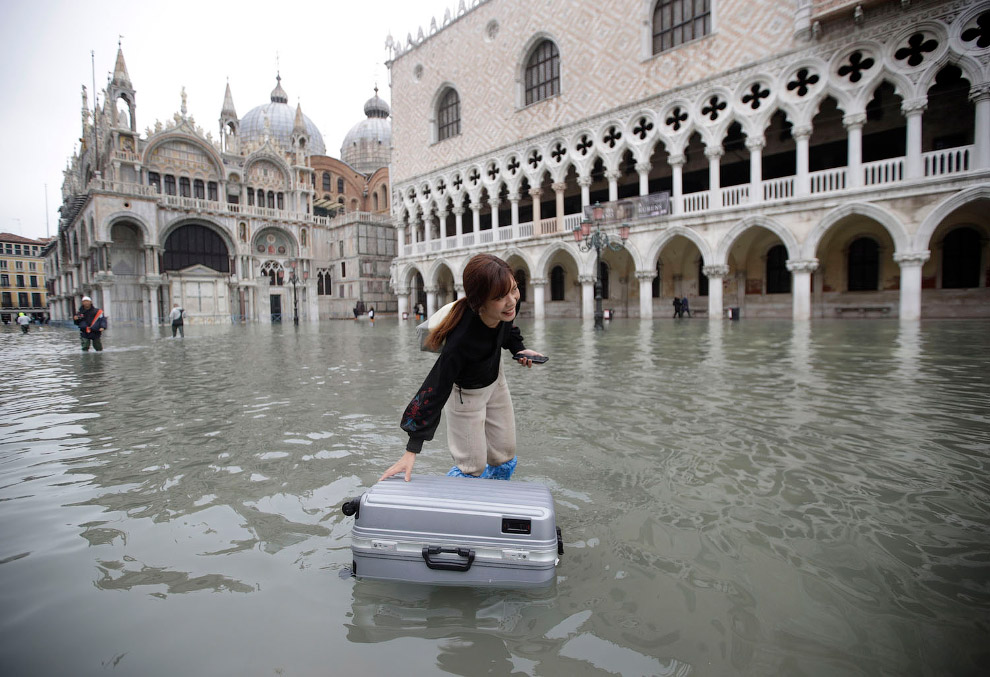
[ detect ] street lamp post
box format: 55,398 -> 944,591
287,261 -> 307,326
573,201 -> 630,330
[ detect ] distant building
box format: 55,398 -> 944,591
0,233 -> 49,323
388,0 -> 989,320
50,45 -> 394,325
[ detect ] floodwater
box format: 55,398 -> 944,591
1,317 -> 988,676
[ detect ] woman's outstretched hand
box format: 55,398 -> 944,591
379,450 -> 417,482
513,349 -> 544,368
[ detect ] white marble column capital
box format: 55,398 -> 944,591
577,176 -> 592,188
396,287 -> 410,296
635,270 -> 656,281
667,154 -> 686,167
901,98 -> 928,116
786,258 -> 819,274
893,251 -> 930,266
551,182 -> 567,193
843,112 -> 867,128
792,125 -> 813,140
578,274 -> 596,285
702,264 -> 730,279
745,138 -> 766,152
969,84 -> 990,103
635,162 -> 652,173
604,170 -> 621,181
704,147 -> 724,160
530,277 -> 548,287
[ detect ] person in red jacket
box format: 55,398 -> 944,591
380,254 -> 545,482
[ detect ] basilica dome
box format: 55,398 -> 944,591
239,75 -> 326,155
340,88 -> 391,174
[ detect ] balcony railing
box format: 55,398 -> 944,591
392,144 -> 977,259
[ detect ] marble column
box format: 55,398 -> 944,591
786,258 -> 819,321
894,252 -> 930,321
509,193 -> 520,226
396,287 -> 409,318
636,162 -> 651,196
705,148 -> 723,205
746,138 -> 764,204
397,224 -> 406,254
605,171 -> 620,202
793,125 -> 812,196
531,277 -> 547,319
102,285 -> 113,320
454,207 -> 464,243
669,154 -> 685,214
552,182 -> 567,231
471,201 -> 481,233
577,177 -> 591,209
636,270 -> 654,319
703,264 -> 730,320
425,286 -> 438,318
972,85 -> 990,170
579,274 -> 595,320
844,113 -> 865,189
903,99 -> 927,180
489,199 -> 500,231
530,188 -> 542,225
438,210 -> 449,245
454,283 -> 464,300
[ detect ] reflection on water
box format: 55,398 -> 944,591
1,319 -> 988,676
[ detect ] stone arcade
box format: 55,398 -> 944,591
388,0 -> 990,321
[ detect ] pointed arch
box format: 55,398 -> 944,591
915,185 -> 990,252
716,216 -> 800,264
803,202 -> 910,260
644,225 -> 715,269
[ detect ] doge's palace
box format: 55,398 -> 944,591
388,0 -> 990,321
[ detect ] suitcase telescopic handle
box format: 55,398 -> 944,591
421,546 -> 476,571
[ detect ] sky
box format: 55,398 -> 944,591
0,0 -> 458,240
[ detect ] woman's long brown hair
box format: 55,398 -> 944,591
425,254 -> 515,351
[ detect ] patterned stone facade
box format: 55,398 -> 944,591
388,0 -> 990,321
50,47 -> 395,325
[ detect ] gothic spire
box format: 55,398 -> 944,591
221,80 -> 237,117
112,43 -> 131,88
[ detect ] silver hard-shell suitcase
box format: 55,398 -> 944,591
341,475 -> 562,587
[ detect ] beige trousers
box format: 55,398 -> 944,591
444,361 -> 516,475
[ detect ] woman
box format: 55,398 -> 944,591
380,254 -> 544,482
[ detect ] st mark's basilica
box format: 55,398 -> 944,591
47,46 -> 394,324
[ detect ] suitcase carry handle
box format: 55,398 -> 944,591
422,546 -> 475,571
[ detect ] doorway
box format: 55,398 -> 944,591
270,294 -> 282,323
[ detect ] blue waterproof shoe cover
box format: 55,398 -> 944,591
446,456 -> 517,480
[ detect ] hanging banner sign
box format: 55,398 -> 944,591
582,191 -> 671,224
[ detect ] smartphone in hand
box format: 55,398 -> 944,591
513,353 -> 549,364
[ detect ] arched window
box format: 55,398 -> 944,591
323,172 -> 332,191
766,245 -> 791,294
267,191 -> 275,209
848,238 -> 879,291
207,181 -> 218,201
514,269 -> 527,303
193,179 -> 205,199
942,227 -> 981,288
525,40 -> 560,105
373,193 -> 379,211
437,88 -> 461,141
653,0 -> 711,55
260,260 -> 285,286
317,270 -> 325,295
247,188 -> 255,206
337,178 -> 345,193
599,262 -> 610,299
179,177 -> 191,197
164,174 -> 176,196
550,265 -> 565,301
381,185 -> 388,209
163,224 -> 229,273
277,192 -> 284,210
